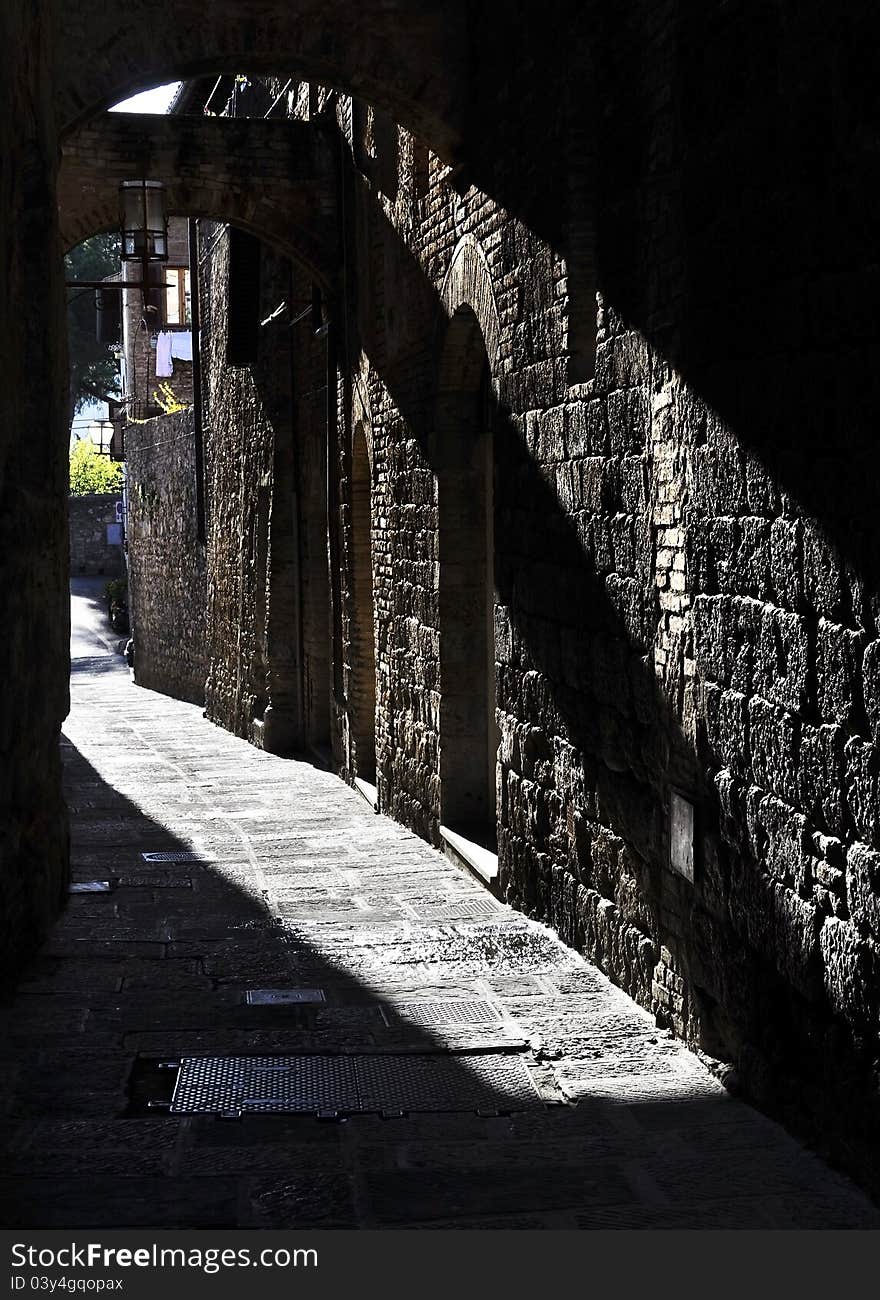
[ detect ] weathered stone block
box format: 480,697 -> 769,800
803,520 -> 847,622
756,793 -> 813,895
692,594 -> 731,685
845,737 -> 880,851
607,388 -> 649,456
846,841 -> 880,939
771,882 -> 820,999
769,517 -> 802,611
819,916 -> 879,1027
619,456 -> 648,515
728,517 -> 770,598
748,697 -> 799,800
816,619 -> 865,728
756,605 -> 809,713
703,684 -> 749,774
536,404 -> 566,462
594,331 -> 651,392
799,723 -> 847,836
564,399 -> 607,457
862,640 -> 880,744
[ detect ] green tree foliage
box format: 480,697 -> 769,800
69,439 -> 123,496
66,234 -> 122,417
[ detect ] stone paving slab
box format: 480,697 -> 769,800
0,634 -> 878,1228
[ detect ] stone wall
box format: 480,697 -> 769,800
199,216 -> 302,751
0,0 -> 69,987
125,409 -> 207,704
69,2 -> 880,1190
68,493 -> 125,577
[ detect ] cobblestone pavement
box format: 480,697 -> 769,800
0,585 -> 878,1229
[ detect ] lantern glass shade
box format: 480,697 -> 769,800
85,420 -> 114,456
120,180 -> 168,262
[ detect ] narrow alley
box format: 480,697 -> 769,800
0,584 -> 875,1229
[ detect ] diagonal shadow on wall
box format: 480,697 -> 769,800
335,123 -> 880,1197
1,727 -> 843,1229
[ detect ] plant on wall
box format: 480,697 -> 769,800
152,381 -> 189,415
69,439 -> 123,495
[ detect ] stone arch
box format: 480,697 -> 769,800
60,114 -> 338,289
434,296 -> 499,845
351,361 -> 375,472
55,0 -> 467,160
349,420 -> 377,785
438,234 -> 500,379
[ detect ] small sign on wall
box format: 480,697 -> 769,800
106,523 -> 123,546
669,789 -> 695,882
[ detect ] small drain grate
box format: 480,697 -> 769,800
141,850 -> 204,864
382,1000 -> 501,1027
411,899 -> 502,921
245,989 -> 326,1005
169,1052 -> 542,1117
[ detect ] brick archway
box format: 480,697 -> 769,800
435,303 -> 499,845
60,113 -> 338,288
438,234 -> 501,377
349,422 -> 377,786
55,0 -> 467,161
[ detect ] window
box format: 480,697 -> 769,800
164,267 -> 191,326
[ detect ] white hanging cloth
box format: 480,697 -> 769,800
170,331 -> 193,361
155,331 -> 173,377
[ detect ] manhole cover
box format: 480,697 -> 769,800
141,851 -> 204,863
382,1000 -> 501,1027
169,1052 -> 542,1117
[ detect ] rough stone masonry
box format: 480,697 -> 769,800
3,0 -> 880,1202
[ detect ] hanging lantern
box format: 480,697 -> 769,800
119,180 -> 168,263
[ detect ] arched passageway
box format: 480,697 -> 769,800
55,0 -> 467,159
349,423 -> 377,784
436,307 -> 499,846
59,112 -> 338,288
6,0 -> 880,1206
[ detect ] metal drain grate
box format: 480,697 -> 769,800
170,1052 -> 542,1117
412,898 -> 501,921
382,1000 -> 501,1027
141,850 -> 203,864
245,989 -> 326,1005
171,1055 -> 359,1116
355,1054 -> 538,1114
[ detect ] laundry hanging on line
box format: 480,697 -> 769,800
170,331 -> 193,361
155,331 -> 173,378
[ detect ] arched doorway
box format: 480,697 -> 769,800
349,422 -> 377,784
436,307 -> 498,848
